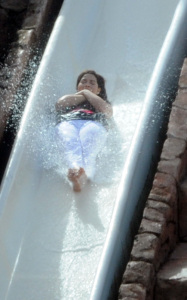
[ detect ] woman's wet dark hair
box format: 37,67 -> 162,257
76,70 -> 108,101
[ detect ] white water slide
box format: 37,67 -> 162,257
0,0 -> 187,299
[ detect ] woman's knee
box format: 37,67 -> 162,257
81,122 -> 106,137
56,122 -> 78,139
80,123 -> 107,150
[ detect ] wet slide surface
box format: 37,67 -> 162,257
0,0 -> 181,299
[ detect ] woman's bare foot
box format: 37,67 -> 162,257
68,168 -> 87,192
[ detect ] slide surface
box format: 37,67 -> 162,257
0,0 -> 182,299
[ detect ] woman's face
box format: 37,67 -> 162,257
77,73 -> 101,95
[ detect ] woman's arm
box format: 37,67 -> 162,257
76,90 -> 113,118
55,94 -> 86,111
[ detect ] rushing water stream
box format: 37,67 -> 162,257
0,0 -> 182,299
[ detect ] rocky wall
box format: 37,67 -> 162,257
0,0 -> 63,180
118,58 -> 187,300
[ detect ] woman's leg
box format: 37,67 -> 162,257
56,121 -> 84,169
67,167 -> 87,192
55,121 -> 87,191
80,121 -> 107,179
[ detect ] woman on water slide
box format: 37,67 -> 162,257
55,70 -> 113,192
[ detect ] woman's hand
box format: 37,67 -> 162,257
76,89 -> 113,118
